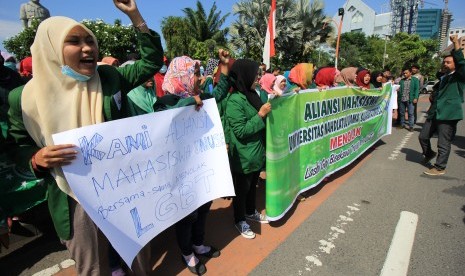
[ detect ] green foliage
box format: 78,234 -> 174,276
229,0 -> 333,69
3,18 -> 138,63
182,1 -> 229,45
161,1 -> 230,62
338,32 -> 441,79
161,16 -> 192,58
3,19 -> 41,60
82,19 -> 138,62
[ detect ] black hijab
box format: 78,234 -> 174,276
370,71 -> 383,88
229,59 -> 263,111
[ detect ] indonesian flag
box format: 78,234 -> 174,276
262,0 -> 276,70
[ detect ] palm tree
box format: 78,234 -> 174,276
182,1 -> 230,46
294,0 -> 334,62
229,0 -> 333,68
161,16 -> 191,58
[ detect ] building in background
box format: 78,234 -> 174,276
447,27 -> 465,45
336,0 -> 453,51
416,9 -> 442,39
390,0 -> 421,35
335,0 -> 391,36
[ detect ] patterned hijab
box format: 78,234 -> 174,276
21,16 -> 103,200
162,56 -> 198,98
205,58 -> 219,77
229,59 -> 263,111
288,63 -> 314,89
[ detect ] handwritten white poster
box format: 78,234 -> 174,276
52,99 -> 235,268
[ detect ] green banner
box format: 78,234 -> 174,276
266,84 -> 392,220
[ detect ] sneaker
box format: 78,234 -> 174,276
423,167 -> 446,176
408,127 -> 414,132
235,221 -> 255,239
245,210 -> 269,224
422,152 -> 437,164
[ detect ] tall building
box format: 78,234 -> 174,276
390,0 -> 421,35
439,10 -> 452,50
416,9 -> 442,39
336,0 -> 451,51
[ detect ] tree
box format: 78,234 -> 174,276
337,31 -> 441,78
3,19 -> 41,61
161,16 -> 191,58
337,32 -> 369,68
182,1 -> 230,46
4,19 -> 138,62
82,19 -> 138,62
229,0 -> 332,69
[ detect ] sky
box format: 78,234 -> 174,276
1,0 -> 464,53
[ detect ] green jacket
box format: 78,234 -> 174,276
225,91 -> 266,174
7,30 -> 164,240
399,76 -> 420,103
200,76 -> 214,94
427,49 -> 465,121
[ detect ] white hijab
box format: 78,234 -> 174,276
22,16 -> 104,200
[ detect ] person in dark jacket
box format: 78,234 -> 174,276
419,34 -> 465,176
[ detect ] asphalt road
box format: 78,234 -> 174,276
1,94 -> 464,276
252,95 -> 465,276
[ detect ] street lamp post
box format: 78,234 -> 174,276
382,34 -> 391,69
323,8 -> 345,69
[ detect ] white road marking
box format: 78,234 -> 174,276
380,211 -> 418,276
388,132 -> 414,160
301,203 -> 361,273
60,259 -> 75,268
31,259 -> 75,276
31,265 -> 60,276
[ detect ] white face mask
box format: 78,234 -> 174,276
61,65 -> 93,82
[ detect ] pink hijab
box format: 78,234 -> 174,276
259,73 -> 276,94
273,75 -> 286,95
162,56 -> 198,98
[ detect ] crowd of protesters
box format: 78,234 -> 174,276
0,0 -> 464,274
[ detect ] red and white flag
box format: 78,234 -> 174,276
262,0 -> 276,70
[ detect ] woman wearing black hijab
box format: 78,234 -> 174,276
226,59 -> 271,239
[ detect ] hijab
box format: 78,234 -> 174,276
229,59 -> 263,111
127,79 -> 156,113
21,16 -> 103,200
335,67 -> 357,86
259,73 -> 276,94
162,56 -> 198,98
20,56 -> 33,77
273,75 -> 286,96
288,63 -> 314,89
355,69 -> 371,89
205,58 -> 219,77
314,67 -> 339,87
370,71 -> 383,88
